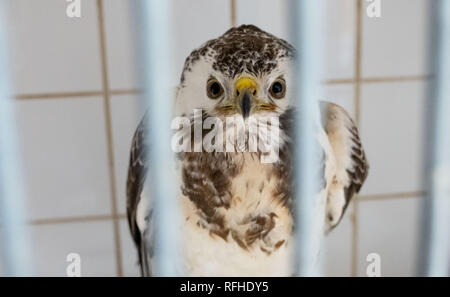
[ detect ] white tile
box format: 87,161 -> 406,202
321,83 -> 355,118
323,0 -> 356,80
358,197 -> 422,277
4,0 -> 103,94
361,0 -> 430,78
104,0 -> 231,90
359,81 -> 426,195
110,95 -> 145,215
236,0 -> 290,41
103,0 -> 140,90
236,0 -> 356,80
322,203 -> 353,277
15,97 -> 112,220
29,221 -> 116,276
120,218 -> 141,277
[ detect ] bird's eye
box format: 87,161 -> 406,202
269,79 -> 286,99
206,79 -> 224,99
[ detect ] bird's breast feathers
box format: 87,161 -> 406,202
179,153 -> 295,276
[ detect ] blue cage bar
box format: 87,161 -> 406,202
134,0 -> 181,276
290,0 -> 325,276
0,2 -> 32,276
421,0 -> 450,277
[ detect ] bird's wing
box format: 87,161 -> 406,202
320,102 -> 369,231
127,88 -> 178,276
126,112 -> 152,276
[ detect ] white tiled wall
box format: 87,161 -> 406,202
15,97 -> 112,220
359,81 -> 426,196
322,206 -> 353,277
361,0 -> 430,78
4,0 -> 429,276
321,83 -> 355,118
30,221 -> 116,277
103,0 -> 140,91
357,197 -> 422,277
5,0 -> 103,94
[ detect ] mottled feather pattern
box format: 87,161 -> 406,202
126,112 -> 151,276
344,123 -> 369,206
178,109 -> 294,250
320,102 -> 369,229
181,25 -> 294,85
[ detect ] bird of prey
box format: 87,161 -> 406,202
126,25 -> 368,277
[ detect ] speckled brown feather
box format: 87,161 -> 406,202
181,25 -> 294,85
126,112 -> 151,276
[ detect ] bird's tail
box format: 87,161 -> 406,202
138,232 -> 152,277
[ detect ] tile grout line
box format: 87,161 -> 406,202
323,78 -> 355,85
359,75 -> 432,83
110,88 -> 142,96
96,0 -> 123,277
14,88 -> 141,100
12,75 -> 430,101
15,90 -> 104,100
351,0 -> 363,277
23,191 -> 422,226
359,191 -> 425,201
230,0 -> 236,27
28,214 -> 127,226
22,190 -> 422,226
354,0 -> 363,127
323,75 -> 431,85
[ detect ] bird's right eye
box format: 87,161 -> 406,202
206,79 -> 224,99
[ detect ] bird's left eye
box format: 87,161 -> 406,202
269,79 -> 286,99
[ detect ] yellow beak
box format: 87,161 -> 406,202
234,76 -> 257,118
235,77 -> 258,96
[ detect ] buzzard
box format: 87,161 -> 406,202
126,25 -> 368,276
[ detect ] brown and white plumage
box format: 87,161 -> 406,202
126,112 -> 152,276
126,25 -> 368,276
320,102 -> 369,231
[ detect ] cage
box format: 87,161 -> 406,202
0,0 -> 448,278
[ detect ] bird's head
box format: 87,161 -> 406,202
175,25 -> 295,121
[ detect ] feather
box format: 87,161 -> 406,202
320,102 -> 369,231
126,112 -> 151,276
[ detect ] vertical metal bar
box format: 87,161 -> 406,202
134,0 -> 180,276
0,2 -> 32,276
421,0 -> 450,277
230,0 -> 237,27
289,0 -> 325,276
